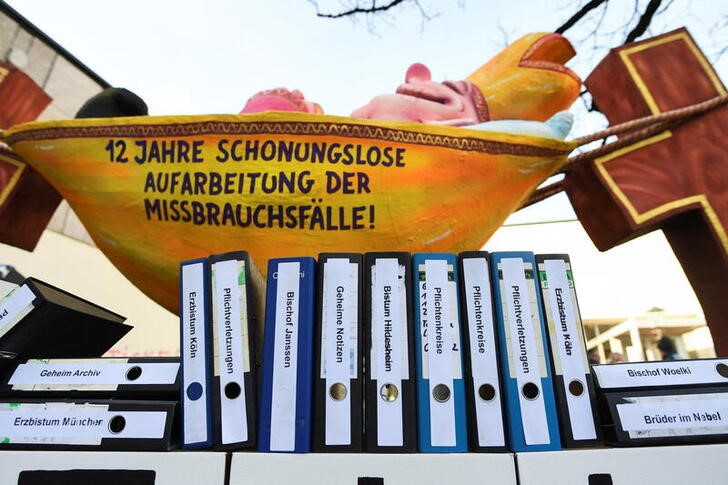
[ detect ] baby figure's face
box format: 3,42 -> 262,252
350,63 -> 486,126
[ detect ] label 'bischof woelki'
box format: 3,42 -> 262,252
594,360 -> 728,389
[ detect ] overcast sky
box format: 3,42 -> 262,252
6,0 -> 725,117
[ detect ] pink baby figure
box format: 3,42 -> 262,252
239,64 -> 486,127
239,33 -> 580,127
350,63 -> 488,126
240,87 -> 323,114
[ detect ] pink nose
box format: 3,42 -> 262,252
405,63 -> 432,83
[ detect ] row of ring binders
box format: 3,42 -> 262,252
179,250 -> 599,452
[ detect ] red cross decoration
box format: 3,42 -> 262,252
0,147 -> 61,250
0,62 -> 58,250
0,61 -> 52,129
565,28 -> 728,355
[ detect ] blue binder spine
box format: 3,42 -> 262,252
491,251 -> 560,451
179,257 -> 213,449
412,253 -> 468,452
259,257 -> 316,452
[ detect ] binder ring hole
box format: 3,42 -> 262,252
108,415 -> 126,434
478,384 -> 496,402
224,382 -> 242,400
568,379 -> 585,397
522,382 -> 540,400
433,384 -> 451,403
380,383 -> 399,402
716,363 -> 728,378
0,351 -> 17,360
125,366 -> 142,381
330,382 -> 348,401
186,382 -> 203,401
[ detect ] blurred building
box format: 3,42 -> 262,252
584,308 -> 716,364
0,0 -> 108,119
1,0 -> 107,244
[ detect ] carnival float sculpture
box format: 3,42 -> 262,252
2,33 -> 580,314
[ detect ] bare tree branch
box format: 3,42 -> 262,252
411,0 -> 432,22
656,0 -> 676,16
497,24 -> 512,47
313,0 -> 408,19
555,0 -> 608,34
625,0 -> 662,43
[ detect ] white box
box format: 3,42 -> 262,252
517,444 -> 728,485
230,453 -> 517,485
0,451 -> 226,485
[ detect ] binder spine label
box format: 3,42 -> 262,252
0,284 -> 35,337
321,258 -> 358,446
0,403 -> 167,443
270,261 -> 301,451
501,258 -> 549,445
543,259 -> 596,441
616,394 -> 728,438
181,262 -> 209,445
595,360 -> 728,388
9,361 -> 180,389
213,259 -> 249,445
421,260 -> 460,446
372,258 -> 408,446
462,258 -> 505,447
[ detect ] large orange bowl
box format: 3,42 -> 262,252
4,112 -> 574,313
